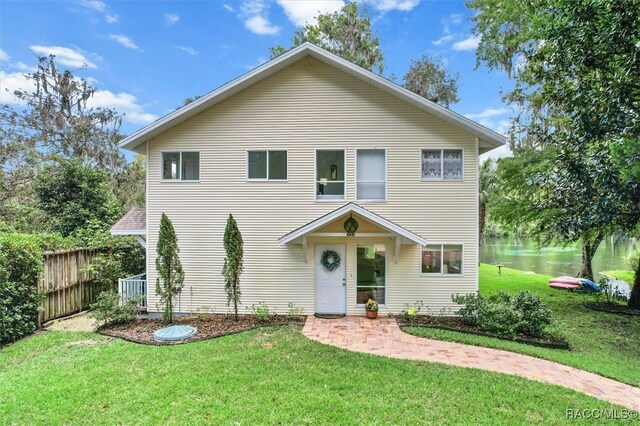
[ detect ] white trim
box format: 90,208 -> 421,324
111,229 -> 146,236
278,202 -> 427,246
246,149 -> 289,181
308,232 -> 395,238
354,243 -> 388,307
355,148 -> 387,201
420,243 -> 465,277
315,148 -> 346,201
118,43 -> 505,152
475,137 -> 480,293
420,148 -> 465,181
160,150 -> 201,182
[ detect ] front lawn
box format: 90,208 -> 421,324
0,327 -> 625,425
405,264 -> 640,386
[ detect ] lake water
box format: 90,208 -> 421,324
480,236 -> 638,279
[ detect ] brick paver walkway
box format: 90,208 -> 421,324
303,315 -> 640,410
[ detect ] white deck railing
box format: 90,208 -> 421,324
118,273 -> 147,309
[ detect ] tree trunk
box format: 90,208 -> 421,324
628,255 -> 640,309
576,232 -> 604,281
479,202 -> 486,245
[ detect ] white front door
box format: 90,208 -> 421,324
315,244 -> 346,314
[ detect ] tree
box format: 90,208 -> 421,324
470,0 -> 640,293
0,55 -> 129,231
489,146 -> 628,281
115,154 -> 146,209
155,213 -> 184,324
403,54 -> 459,107
270,2 -> 384,74
222,214 -> 243,321
478,159 -> 496,242
33,159 -> 123,236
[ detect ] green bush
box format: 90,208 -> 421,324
452,290 -> 553,339
252,302 -> 273,323
0,234 -> 43,344
286,302 -> 304,321
89,290 -> 139,326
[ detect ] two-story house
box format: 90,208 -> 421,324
111,43 -> 504,316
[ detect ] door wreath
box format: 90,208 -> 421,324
320,250 -> 341,272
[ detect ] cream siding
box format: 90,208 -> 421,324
146,56 -> 479,316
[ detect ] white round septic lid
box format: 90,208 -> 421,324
153,325 -> 197,341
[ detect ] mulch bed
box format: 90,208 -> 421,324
394,315 -> 570,349
99,314 -> 305,345
583,301 -> 640,316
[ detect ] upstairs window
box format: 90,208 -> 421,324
316,150 -> 345,200
421,149 -> 463,180
248,150 -> 287,180
357,149 -> 386,201
162,152 -> 200,181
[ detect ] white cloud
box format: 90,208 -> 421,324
452,34 -> 481,51
366,0 -> 420,12
89,90 -> 158,124
245,15 -> 280,35
175,46 -> 199,56
465,107 -> 511,135
0,70 -> 31,104
449,13 -> 463,25
78,0 -> 106,12
0,49 -> 9,61
165,13 -> 180,25
30,45 -> 97,68
240,1 -> 280,35
432,34 -> 456,46
10,61 -> 37,72
223,4 -> 234,12
276,0 -> 343,26
108,34 -> 139,50
106,14 -> 119,23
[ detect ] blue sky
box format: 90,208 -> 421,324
1,0 -> 513,155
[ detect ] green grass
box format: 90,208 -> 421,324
405,264 -> 640,386
0,327 -> 627,425
602,270 -> 635,284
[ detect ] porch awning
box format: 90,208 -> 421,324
277,203 -> 426,246
111,208 -> 146,236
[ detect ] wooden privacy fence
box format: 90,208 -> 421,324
38,248 -> 104,325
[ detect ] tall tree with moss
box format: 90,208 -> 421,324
470,0 -> 640,292
156,213 -> 184,324
403,54 -> 460,107
270,2 -> 384,74
222,214 -> 243,321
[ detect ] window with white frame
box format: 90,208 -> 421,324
421,244 -> 463,274
247,150 -> 287,180
316,150 -> 345,200
357,149 -> 386,200
162,152 -> 200,181
421,149 -> 463,180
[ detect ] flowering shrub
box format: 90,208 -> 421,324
400,300 -> 425,325
364,299 -> 378,311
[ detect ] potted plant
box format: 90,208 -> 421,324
365,299 -> 378,319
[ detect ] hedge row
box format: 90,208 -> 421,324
0,233 -> 44,344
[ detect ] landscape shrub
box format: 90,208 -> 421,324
286,302 -> 304,321
452,290 -> 553,339
89,290 -> 139,326
252,302 -> 274,323
0,233 -> 43,344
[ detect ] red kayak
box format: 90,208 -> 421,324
549,276 -> 581,290
550,276 -> 581,285
549,282 -> 581,290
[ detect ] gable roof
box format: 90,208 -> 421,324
277,202 -> 427,246
119,43 -> 506,152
